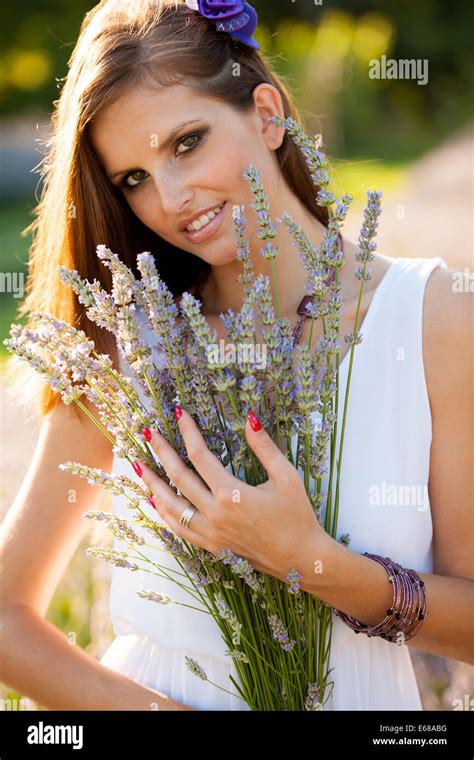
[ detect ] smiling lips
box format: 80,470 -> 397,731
184,202 -> 226,232
182,202 -> 227,243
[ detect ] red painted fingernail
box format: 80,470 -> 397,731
247,410 -> 262,432
148,495 -> 157,510
174,405 -> 183,422
142,428 -> 152,442
132,461 -> 143,478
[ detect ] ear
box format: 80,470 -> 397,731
252,83 -> 286,151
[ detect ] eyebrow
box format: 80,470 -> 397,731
107,118 -> 206,181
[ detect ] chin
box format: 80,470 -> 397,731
194,243 -> 239,266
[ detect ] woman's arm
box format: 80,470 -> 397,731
280,534 -> 474,664
0,605 -> 194,710
272,266 -> 474,665
0,397 -> 194,710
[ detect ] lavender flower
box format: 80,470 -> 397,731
286,569 -> 303,595
304,682 -> 322,711
294,343 -> 319,416
224,649 -> 250,664
59,462 -> 152,501
215,549 -> 264,594
355,190 -> 382,287
242,164 -> 279,254
85,547 -> 139,571
137,590 -> 172,604
83,510 -> 145,545
215,593 -> 242,645
268,614 -> 296,652
185,657 -> 207,681
232,203 -> 255,295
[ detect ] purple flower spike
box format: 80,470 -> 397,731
186,0 -> 260,50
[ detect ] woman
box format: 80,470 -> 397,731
0,0 -> 472,712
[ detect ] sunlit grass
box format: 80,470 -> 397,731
331,159 -> 408,205
0,49 -> 52,91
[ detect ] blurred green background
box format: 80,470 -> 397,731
0,0 -> 473,711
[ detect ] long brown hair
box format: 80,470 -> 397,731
9,0 -> 330,418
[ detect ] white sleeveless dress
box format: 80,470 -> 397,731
99,255 -> 447,710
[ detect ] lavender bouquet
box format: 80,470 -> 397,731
4,116 -> 382,710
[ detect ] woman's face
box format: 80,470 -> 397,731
90,82 -> 284,266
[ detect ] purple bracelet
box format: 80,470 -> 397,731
334,553 -> 427,644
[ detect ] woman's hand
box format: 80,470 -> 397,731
136,406 -> 331,581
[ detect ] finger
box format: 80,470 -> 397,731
139,460 -> 188,512
140,461 -> 207,542
173,406 -> 234,495
245,410 -> 295,483
156,505 -> 209,554
144,427 -> 214,516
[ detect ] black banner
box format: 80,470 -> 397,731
0,709 -> 471,757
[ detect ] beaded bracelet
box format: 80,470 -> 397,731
333,553 -> 427,644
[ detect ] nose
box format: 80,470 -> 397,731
150,166 -> 194,218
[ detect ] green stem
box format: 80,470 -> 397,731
271,258 -> 281,319
200,676 -> 247,702
331,272 -> 367,537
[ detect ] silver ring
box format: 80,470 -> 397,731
179,506 -> 197,528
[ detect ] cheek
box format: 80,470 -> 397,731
125,188 -> 164,236
199,151 -> 237,191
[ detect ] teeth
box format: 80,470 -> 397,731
186,203 -> 224,232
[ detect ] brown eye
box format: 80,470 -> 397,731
175,132 -> 204,156
125,170 -> 148,188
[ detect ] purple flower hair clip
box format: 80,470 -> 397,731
185,0 -> 260,50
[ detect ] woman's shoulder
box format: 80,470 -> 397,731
423,262 -> 471,346
422,262 -> 472,410
421,262 -> 473,580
